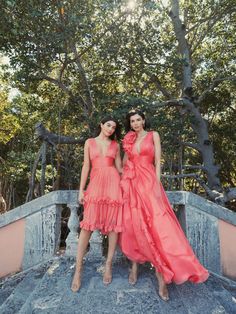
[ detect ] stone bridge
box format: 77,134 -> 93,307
0,191 -> 236,313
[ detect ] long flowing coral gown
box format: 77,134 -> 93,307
119,131 -> 209,284
80,138 -> 123,235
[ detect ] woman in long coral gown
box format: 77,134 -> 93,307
71,116 -> 123,292
119,110 -> 209,301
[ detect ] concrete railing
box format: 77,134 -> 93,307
0,190 -> 236,281
168,191 -> 236,281
0,191 -> 77,278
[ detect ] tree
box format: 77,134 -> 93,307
0,0 -> 235,207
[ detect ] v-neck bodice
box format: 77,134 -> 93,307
131,131 -> 154,159
94,138 -> 113,157
88,138 -> 118,167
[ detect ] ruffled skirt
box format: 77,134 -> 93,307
119,162 -> 209,284
80,166 -> 123,235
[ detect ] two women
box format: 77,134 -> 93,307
71,111 -> 209,300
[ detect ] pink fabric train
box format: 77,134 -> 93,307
119,131 -> 209,284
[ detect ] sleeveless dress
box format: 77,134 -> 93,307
118,131 -> 209,284
80,138 -> 123,235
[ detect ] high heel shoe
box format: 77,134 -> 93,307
128,263 -> 138,285
103,261 -> 112,285
155,270 -> 169,301
71,266 -> 82,292
158,290 -> 169,302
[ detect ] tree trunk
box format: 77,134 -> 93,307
40,142 -> 47,196
26,144 -> 43,202
184,99 -> 221,191
35,123 -> 85,145
169,0 -> 222,193
169,0 -> 192,91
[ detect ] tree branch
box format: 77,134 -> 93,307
189,5 -> 235,53
71,45 -> 93,115
163,173 -> 198,179
196,76 -> 236,104
43,75 -> 87,109
182,164 -> 207,171
218,188 -> 236,203
140,75 -> 173,99
72,11 -> 130,59
163,173 -> 223,202
35,123 -> 85,145
151,75 -> 173,99
181,141 -> 202,152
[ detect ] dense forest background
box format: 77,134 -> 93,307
0,0 -> 235,212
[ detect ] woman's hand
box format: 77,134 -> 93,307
78,190 -> 84,204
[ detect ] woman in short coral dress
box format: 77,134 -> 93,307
71,116 -> 123,292
119,110 -> 209,301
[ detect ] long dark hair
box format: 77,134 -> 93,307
96,116 -> 121,140
125,109 -> 150,132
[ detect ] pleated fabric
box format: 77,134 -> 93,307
80,138 -> 123,235
118,131 -> 209,284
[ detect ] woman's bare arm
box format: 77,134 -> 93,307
115,144 -> 123,174
153,131 -> 161,182
78,139 -> 91,203
122,152 -> 128,166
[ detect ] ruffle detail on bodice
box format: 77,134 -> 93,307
122,131 -> 137,157
121,159 -> 136,180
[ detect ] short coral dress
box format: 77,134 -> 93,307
80,138 -> 123,235
119,131 -> 209,284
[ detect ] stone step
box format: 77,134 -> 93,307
18,257 -> 71,314
1,257 -> 234,314
56,259 -> 100,314
175,279 -> 228,314
148,275 -> 189,314
0,271 -> 28,307
0,263 -> 49,314
83,275 -> 161,314
57,260 -> 189,314
205,275 -> 236,314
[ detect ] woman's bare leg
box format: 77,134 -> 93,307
155,270 -> 169,301
103,231 -> 118,285
71,229 -> 92,292
129,262 -> 138,285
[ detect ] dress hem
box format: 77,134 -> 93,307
122,253 -> 209,284
80,221 -> 123,235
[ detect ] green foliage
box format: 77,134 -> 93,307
0,0 -> 235,208
0,90 -> 20,144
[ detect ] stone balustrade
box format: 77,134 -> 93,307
0,190 -> 236,281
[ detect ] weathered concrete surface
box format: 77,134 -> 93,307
1,190 -> 236,280
65,203 -> 80,256
22,205 -> 62,269
186,192 -> 236,227
1,191 -> 235,228
1,256 -> 236,314
205,275 -> 236,314
0,263 -> 49,314
0,271 -> 27,307
185,205 -> 221,274
0,191 -> 77,227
